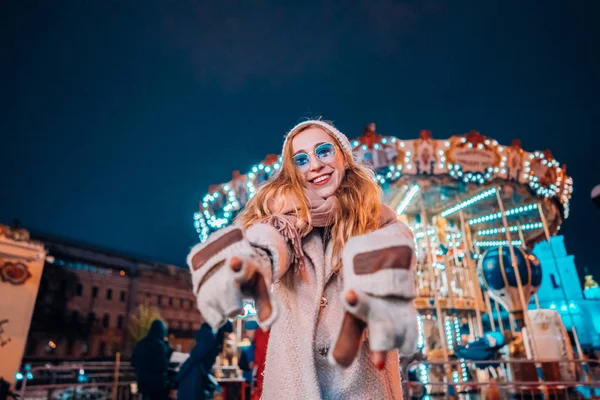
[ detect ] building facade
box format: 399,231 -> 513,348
24,234 -> 201,361
532,235 -> 600,349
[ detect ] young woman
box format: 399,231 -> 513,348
188,119 -> 418,399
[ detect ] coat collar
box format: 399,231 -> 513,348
301,229 -> 337,290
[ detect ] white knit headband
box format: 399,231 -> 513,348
281,120 -> 354,160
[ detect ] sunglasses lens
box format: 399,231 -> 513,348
316,143 -> 335,163
293,154 -> 310,171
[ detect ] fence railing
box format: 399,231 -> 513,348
18,362 -> 141,400
403,358 -> 600,399
17,358 -> 600,399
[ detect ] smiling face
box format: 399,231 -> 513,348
291,126 -> 346,198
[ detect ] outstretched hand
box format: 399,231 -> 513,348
331,290 -> 385,368
331,289 -> 418,369
229,257 -> 274,323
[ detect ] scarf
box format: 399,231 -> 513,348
264,189 -> 397,270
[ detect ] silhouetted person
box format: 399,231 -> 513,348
176,320 -> 233,400
238,320 -> 259,399
132,320 -> 171,400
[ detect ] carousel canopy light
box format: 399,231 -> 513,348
440,187 -> 497,218
396,184 -> 421,215
476,222 -> 543,236
468,203 -> 538,226
475,240 -> 523,247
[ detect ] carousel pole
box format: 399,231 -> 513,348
517,222 -> 541,309
449,234 -> 467,304
467,315 -> 475,342
459,211 -> 484,337
508,313 -> 518,333
495,189 -> 537,338
537,203 -> 586,363
484,292 -> 497,332
496,189 -> 548,394
493,299 -> 505,333
420,196 -> 449,359
444,250 -> 456,306
420,193 -> 455,395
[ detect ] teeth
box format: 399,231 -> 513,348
313,174 -> 330,183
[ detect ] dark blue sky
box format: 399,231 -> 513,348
2,1 -> 599,274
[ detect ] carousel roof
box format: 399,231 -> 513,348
194,128 -> 572,245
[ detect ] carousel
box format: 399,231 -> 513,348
193,123 -> 594,397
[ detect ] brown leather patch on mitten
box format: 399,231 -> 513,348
192,229 -> 244,270
353,245 -> 412,275
196,260 -> 226,294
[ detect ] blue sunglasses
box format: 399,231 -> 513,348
292,142 -> 337,172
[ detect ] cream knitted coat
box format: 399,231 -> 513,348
187,215 -> 417,400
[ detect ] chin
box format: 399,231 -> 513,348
314,187 -> 335,199
311,183 -> 338,198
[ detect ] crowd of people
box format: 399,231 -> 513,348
131,319 -> 270,400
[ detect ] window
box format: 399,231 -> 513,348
178,321 -> 183,329
76,284 -> 83,296
88,312 -> 97,328
117,315 -> 124,329
157,295 -> 162,305
188,321 -> 193,330
550,273 -> 560,289
188,300 -> 193,309
180,299 -> 184,307
92,286 -> 98,298
120,291 -> 126,302
99,341 -> 106,356
102,314 -> 110,329
169,297 -> 173,307
106,288 -> 113,300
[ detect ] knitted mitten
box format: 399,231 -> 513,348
187,226 -> 278,330
329,224 -> 419,367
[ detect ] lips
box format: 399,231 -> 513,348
310,173 -> 332,186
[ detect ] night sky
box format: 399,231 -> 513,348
2,1 -> 599,276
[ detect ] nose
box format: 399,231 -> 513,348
308,154 -> 325,172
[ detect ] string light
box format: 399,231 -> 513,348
396,185 -> 420,215
415,228 -> 436,239
445,318 -> 454,350
476,222 -> 543,236
440,188 -> 497,218
433,262 -> 446,270
468,204 -> 538,226
460,358 -> 468,382
417,315 -> 425,350
454,317 -> 462,345
194,133 -> 571,241
475,240 -> 523,247
418,363 -> 429,385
